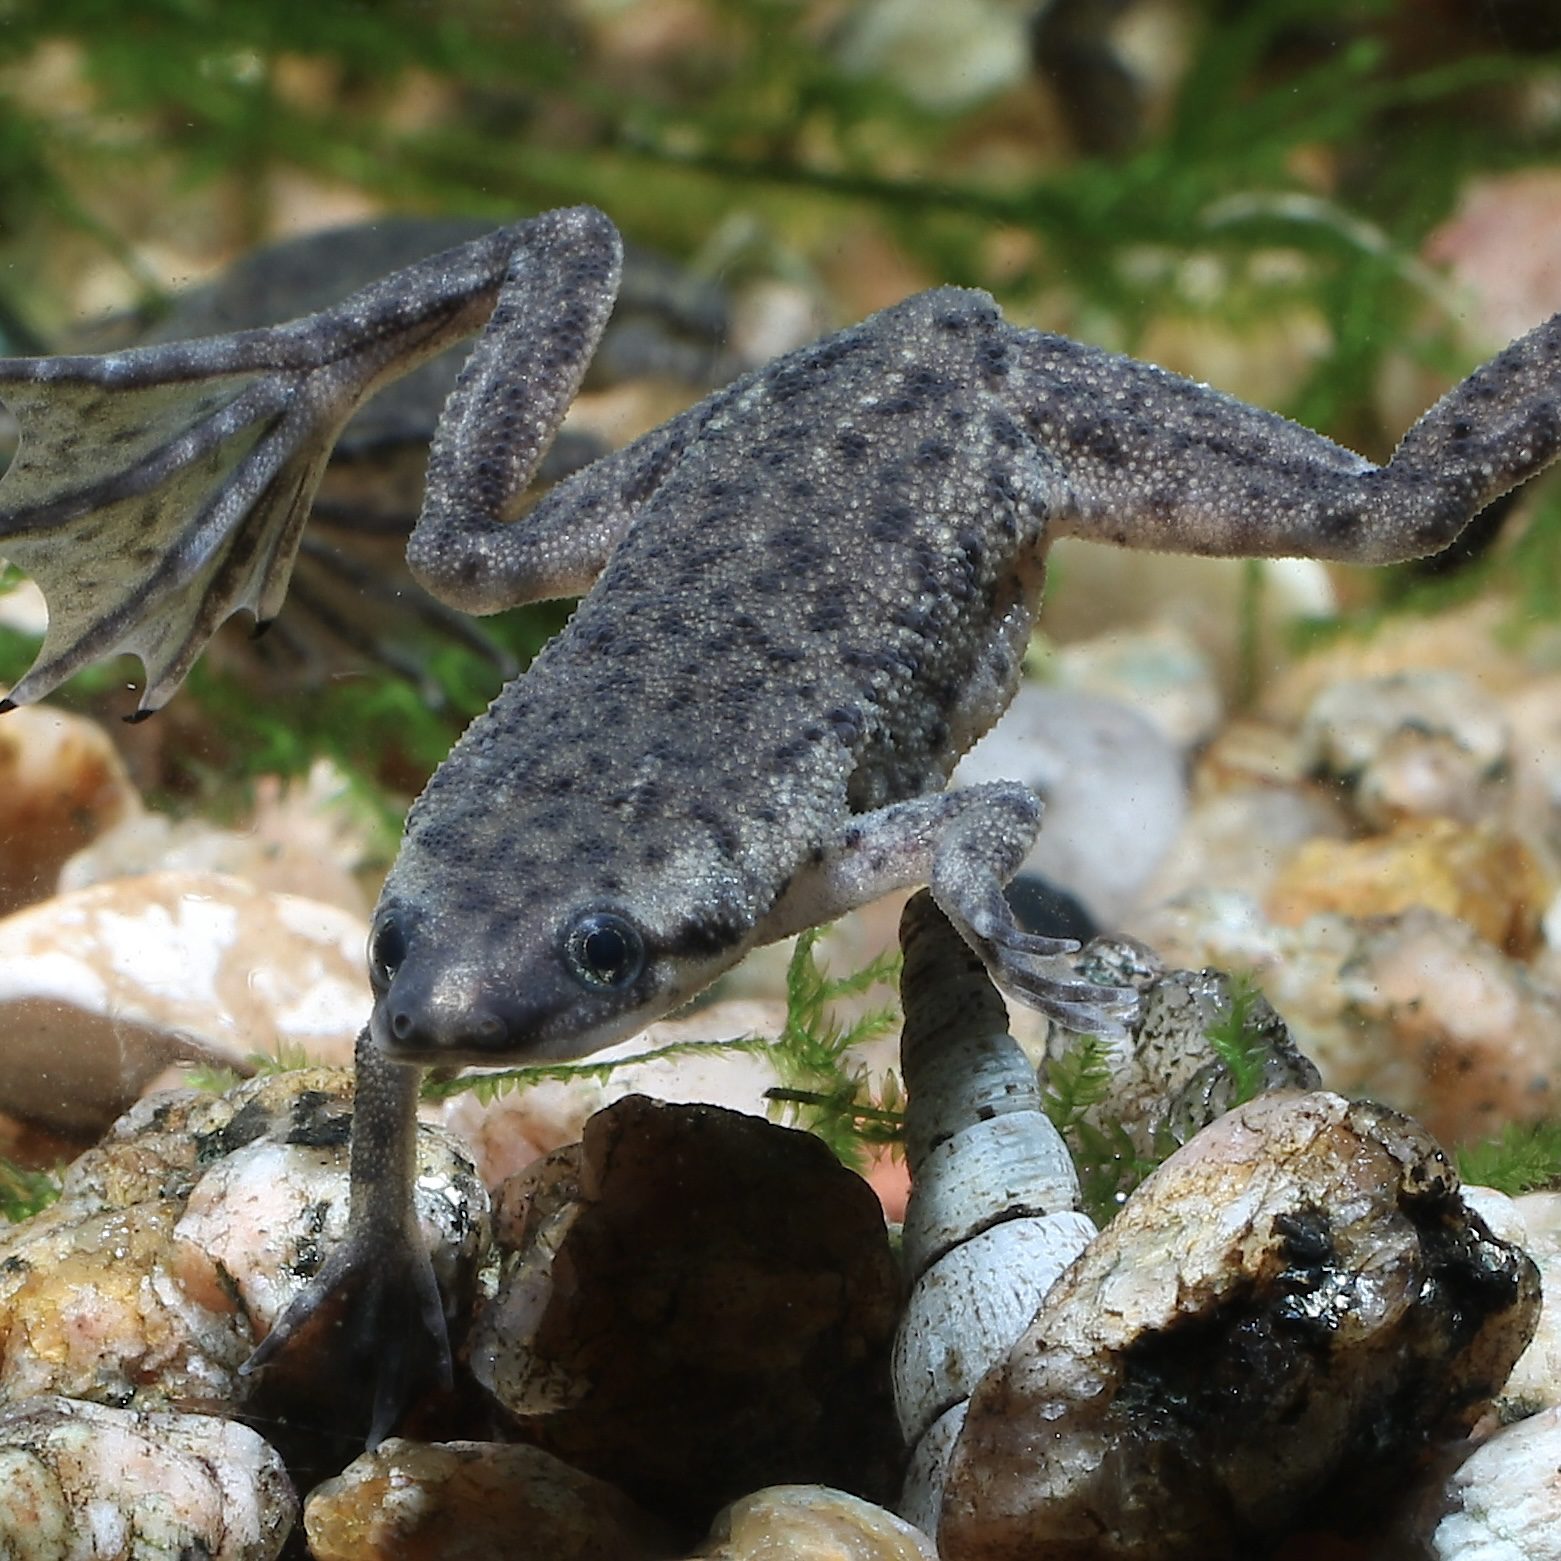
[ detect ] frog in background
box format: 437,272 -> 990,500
1,203 -> 1558,1439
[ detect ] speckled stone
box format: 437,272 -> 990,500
0,1394 -> 295,1560
0,1069 -> 485,1433
940,1092 -> 1540,1561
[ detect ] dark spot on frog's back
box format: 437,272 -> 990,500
693,799 -> 746,861
876,365 -> 950,417
838,429 -> 869,461
573,834 -> 612,867
975,333 -> 1009,383
1317,502 -> 1362,546
1069,418 -> 1124,464
869,501 -> 915,545
807,597 -> 849,634
806,331 -> 867,374
827,706 -> 863,744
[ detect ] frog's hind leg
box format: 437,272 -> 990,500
764,782 -> 1138,1035
0,205 -> 622,716
0,356 -> 318,713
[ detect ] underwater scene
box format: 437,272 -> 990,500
0,2 -> 1560,1556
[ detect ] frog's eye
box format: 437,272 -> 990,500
368,916 -> 408,991
563,911 -> 645,991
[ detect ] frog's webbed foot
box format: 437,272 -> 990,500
0,347 -> 348,715
241,1215 -> 452,1449
0,205 -> 623,716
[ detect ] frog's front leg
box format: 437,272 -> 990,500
240,1025 -> 446,1448
0,205 -> 622,715
766,783 -> 1138,1035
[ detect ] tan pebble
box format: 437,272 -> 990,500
0,703 -> 138,917
0,871 -> 368,1134
1298,671 -> 1510,828
304,1438 -> 675,1561
1339,909 -> 1561,1142
1262,600 -> 1529,727
693,1485 -> 937,1559
1265,819 -> 1549,957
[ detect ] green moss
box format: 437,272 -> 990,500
1042,1032 -> 1159,1227
760,927 -> 903,1169
0,1157 -> 61,1222
1202,973 -> 1271,1109
1457,1120 -> 1561,1197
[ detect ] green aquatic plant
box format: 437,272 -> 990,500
761,927 -> 903,1168
1041,977 -> 1275,1226
1041,1031 -> 1159,1227
1457,1120 -> 1561,1197
1203,973 -> 1271,1109
1040,1029 -> 1115,1139
417,1030 -> 775,1108
0,1156 -> 61,1222
183,1041 -> 322,1096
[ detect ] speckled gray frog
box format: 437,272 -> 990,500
2,204 -> 1558,1438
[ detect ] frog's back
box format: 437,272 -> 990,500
469,288 -> 1050,859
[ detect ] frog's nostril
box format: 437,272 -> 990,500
391,1008 -> 417,1043
474,1011 -> 506,1045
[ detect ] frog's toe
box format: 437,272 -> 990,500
935,874 -> 1139,1035
996,955 -> 1140,1037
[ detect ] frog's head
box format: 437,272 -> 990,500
363,794 -> 759,1067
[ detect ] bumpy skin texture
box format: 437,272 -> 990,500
3,204 -> 1560,1438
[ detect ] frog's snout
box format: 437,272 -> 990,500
375,961 -> 520,1061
